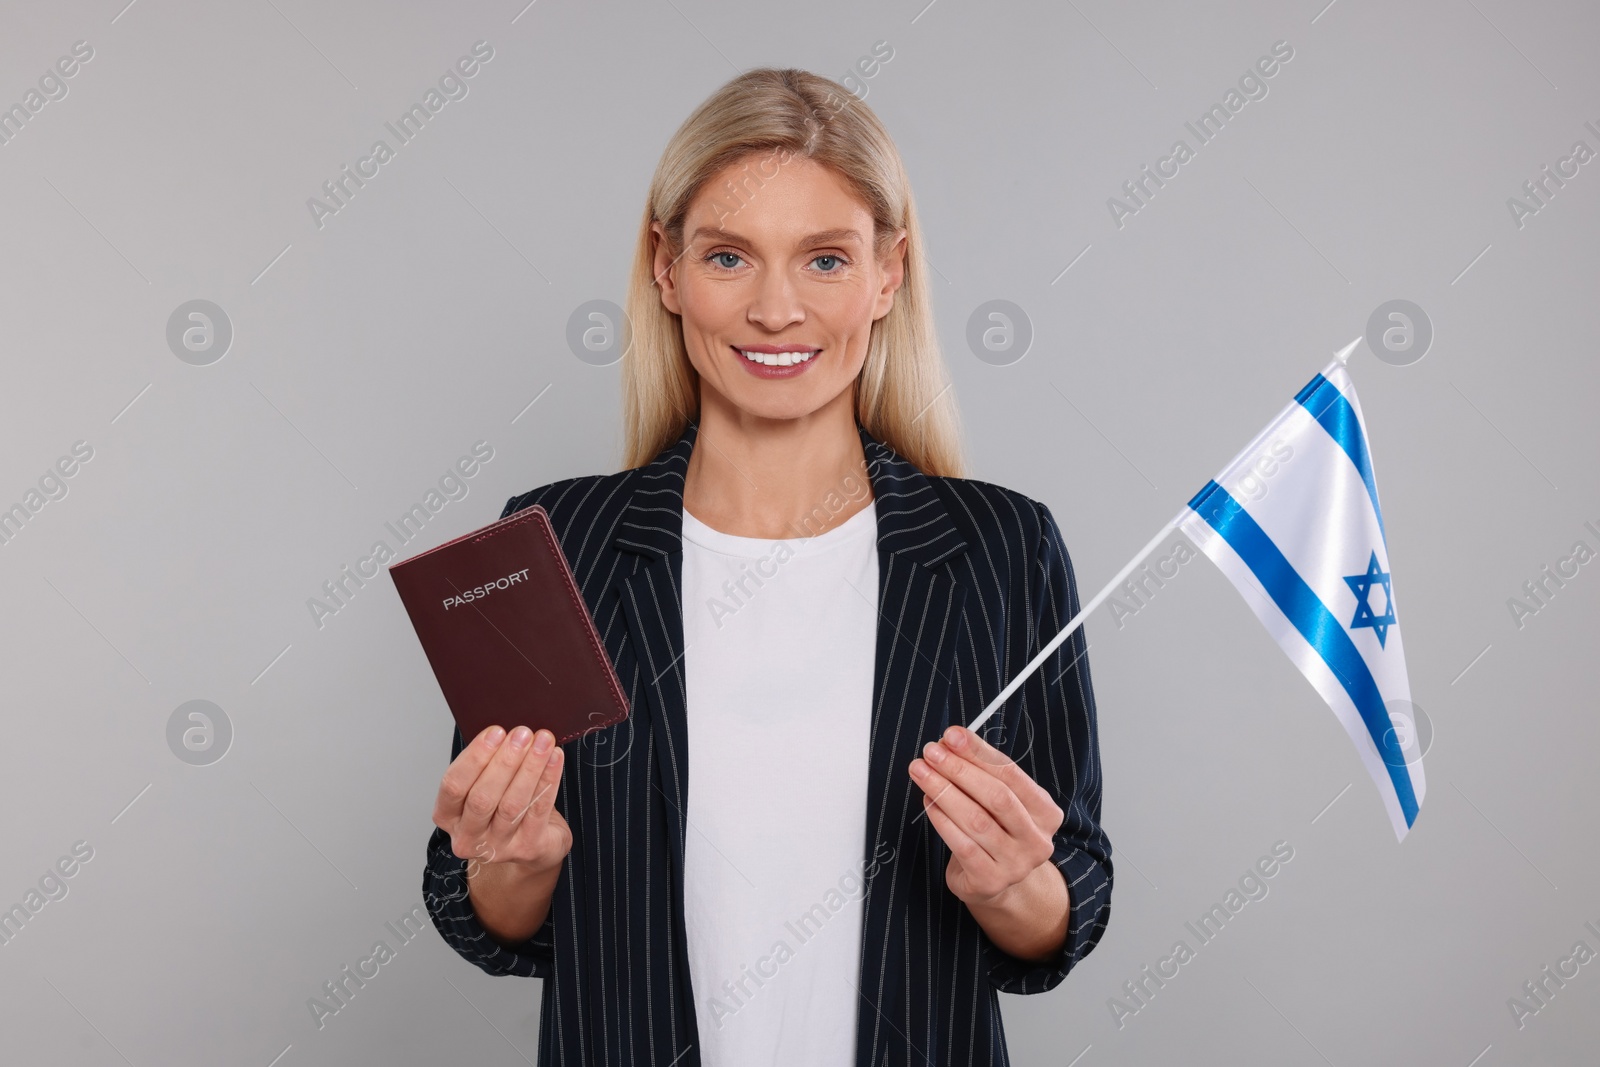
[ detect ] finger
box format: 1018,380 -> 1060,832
508,744 -> 567,850
493,730 -> 558,829
921,792 -> 1000,891
463,836 -> 500,873
909,754 -> 1013,863
434,725 -> 509,827
917,739 -> 1036,841
459,725 -> 537,839
940,725 -> 1062,829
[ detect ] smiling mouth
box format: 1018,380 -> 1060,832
733,346 -> 820,367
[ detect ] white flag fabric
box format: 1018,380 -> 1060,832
1177,358 -> 1424,840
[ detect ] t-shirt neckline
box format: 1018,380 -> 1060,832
681,499 -> 877,558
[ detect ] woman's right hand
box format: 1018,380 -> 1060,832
433,724 -> 571,878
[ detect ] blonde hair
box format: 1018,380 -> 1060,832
619,67 -> 966,478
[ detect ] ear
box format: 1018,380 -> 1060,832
873,227 -> 908,321
651,220 -> 683,316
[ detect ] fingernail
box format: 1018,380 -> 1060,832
510,726 -> 532,749
533,730 -> 553,754
946,727 -> 966,749
486,726 -> 506,747
924,742 -> 945,764
911,759 -> 929,777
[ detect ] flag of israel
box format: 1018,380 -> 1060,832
1177,357 -> 1424,840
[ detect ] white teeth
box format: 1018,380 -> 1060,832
738,349 -> 817,366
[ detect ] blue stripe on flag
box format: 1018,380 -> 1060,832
1294,374 -> 1387,543
1186,479 -> 1418,827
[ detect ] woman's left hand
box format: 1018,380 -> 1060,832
908,724 -> 1064,908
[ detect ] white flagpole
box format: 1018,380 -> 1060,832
965,336 -> 1364,735
966,505 -> 1189,735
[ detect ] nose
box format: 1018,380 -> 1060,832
746,266 -> 805,332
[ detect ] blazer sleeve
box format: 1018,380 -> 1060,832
420,489 -> 561,976
421,724 -> 559,980
983,498 -> 1114,994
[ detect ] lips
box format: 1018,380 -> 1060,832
731,344 -> 821,378
734,345 -> 819,367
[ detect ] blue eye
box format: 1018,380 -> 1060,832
703,250 -> 848,273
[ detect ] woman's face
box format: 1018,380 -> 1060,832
653,153 -> 906,424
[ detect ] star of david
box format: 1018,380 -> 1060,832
1343,550 -> 1395,648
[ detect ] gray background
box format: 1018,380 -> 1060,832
1,0 -> 1595,1064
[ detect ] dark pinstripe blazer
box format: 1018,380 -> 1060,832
423,417 -> 1113,1067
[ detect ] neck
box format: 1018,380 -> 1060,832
682,387 -> 874,540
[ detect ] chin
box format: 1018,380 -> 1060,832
731,393 -> 830,422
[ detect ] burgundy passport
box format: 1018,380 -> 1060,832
388,504 -> 629,748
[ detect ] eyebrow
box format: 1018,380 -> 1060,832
688,226 -> 866,247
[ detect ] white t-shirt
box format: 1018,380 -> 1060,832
680,499 -> 879,1066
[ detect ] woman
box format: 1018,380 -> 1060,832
423,68 -> 1112,1067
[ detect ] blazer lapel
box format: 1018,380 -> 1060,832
608,422 -> 701,1063
611,421 -> 700,866
608,418 -> 972,1067
852,426 -> 971,1067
